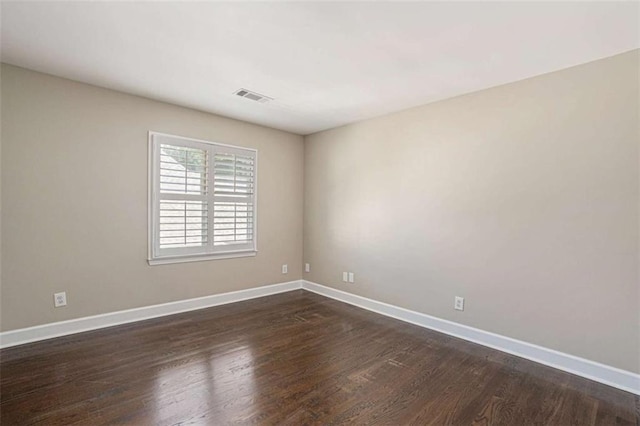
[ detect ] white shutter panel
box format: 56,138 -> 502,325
154,138 -> 210,257
159,144 -> 208,195
212,149 -> 256,251
158,200 -> 208,248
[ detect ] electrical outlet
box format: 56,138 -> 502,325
454,296 -> 464,311
348,272 -> 355,283
282,264 -> 288,274
342,272 -> 348,282
305,263 -> 310,273
54,292 -> 67,308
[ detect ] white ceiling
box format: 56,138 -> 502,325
1,2 -> 638,135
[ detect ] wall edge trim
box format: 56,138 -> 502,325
302,280 -> 640,396
2,279 -> 636,396
0,280 -> 303,348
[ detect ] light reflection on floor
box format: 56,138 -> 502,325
152,341 -> 256,424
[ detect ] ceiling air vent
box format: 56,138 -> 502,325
234,88 -> 273,103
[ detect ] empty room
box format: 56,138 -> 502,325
0,1 -> 638,424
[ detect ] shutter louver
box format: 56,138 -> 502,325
159,200 -> 208,248
213,153 -> 254,196
159,145 -> 207,195
213,152 -> 255,247
213,202 -> 254,244
158,144 -> 208,250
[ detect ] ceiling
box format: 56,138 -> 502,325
1,2 -> 638,135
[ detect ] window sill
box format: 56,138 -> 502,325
148,250 -> 257,266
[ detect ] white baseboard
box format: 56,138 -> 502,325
2,278 -> 637,396
302,280 -> 640,396
0,280 -> 303,349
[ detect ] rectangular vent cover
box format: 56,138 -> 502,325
234,88 -> 273,103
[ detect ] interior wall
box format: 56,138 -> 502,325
0,64 -> 304,331
2,51 -> 639,375
303,50 -> 640,373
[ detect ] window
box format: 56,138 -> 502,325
148,132 -> 257,265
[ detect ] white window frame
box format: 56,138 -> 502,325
148,131 -> 258,265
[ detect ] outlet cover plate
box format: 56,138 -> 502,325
54,292 -> 67,308
454,296 -> 464,311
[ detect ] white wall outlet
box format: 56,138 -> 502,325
342,272 -> 348,282
454,296 -> 464,311
305,263 -> 310,273
282,264 -> 288,274
348,272 -> 355,283
54,292 -> 67,308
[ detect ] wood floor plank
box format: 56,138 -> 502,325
1,290 -> 637,425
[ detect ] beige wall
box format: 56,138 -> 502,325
2,51 -> 639,374
1,64 -> 304,331
304,50 -> 640,373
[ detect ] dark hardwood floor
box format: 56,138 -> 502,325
0,290 -> 638,425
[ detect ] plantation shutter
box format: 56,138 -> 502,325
212,147 -> 256,252
149,133 -> 257,262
